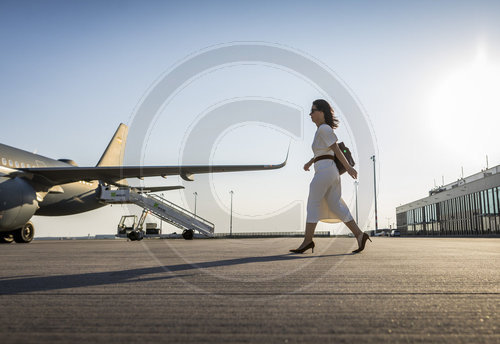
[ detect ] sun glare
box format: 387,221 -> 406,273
429,49 -> 499,149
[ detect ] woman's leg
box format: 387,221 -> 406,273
297,222 -> 317,249
344,219 -> 364,246
323,185 -> 364,244
346,219 -> 372,252
296,162 -> 334,251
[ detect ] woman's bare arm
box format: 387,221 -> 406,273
303,157 -> 314,171
330,143 -> 358,179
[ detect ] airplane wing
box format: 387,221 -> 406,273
20,158 -> 287,186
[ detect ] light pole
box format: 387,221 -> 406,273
229,190 -> 234,236
371,155 -> 378,233
193,192 -> 198,216
354,180 -> 359,223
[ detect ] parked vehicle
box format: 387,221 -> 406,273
390,230 -> 401,237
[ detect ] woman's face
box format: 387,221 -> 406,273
309,105 -> 324,125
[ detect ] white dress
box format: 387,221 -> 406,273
306,124 -> 354,223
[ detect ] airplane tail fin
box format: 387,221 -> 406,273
97,123 -> 129,186
96,123 -> 129,167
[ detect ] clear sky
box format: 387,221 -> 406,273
1,0 -> 499,236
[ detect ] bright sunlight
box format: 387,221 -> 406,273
429,48 -> 500,149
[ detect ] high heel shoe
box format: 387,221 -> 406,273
352,233 -> 372,254
289,241 -> 315,254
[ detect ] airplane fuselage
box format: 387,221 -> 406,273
0,143 -> 103,231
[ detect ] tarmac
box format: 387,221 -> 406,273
0,237 -> 498,343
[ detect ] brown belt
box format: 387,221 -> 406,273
313,155 -> 335,163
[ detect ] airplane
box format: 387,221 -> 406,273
0,123 -> 287,244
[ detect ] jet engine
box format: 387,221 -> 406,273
0,177 -> 38,231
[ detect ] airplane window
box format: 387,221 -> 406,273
8,160 -> 13,167
1,158 -> 6,165
15,161 -> 19,168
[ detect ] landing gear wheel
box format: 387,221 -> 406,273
127,230 -> 144,241
13,222 -> 35,243
182,229 -> 194,240
0,233 -> 14,244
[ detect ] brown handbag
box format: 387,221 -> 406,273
313,142 -> 355,175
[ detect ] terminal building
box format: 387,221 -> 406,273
396,165 -> 500,236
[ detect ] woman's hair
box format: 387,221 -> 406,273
313,99 -> 339,129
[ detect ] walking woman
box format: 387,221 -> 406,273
290,99 -> 371,254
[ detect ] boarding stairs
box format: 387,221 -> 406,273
100,187 -> 215,237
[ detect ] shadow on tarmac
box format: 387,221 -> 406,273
0,253 -> 352,294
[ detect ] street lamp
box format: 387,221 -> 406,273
354,180 -> 359,223
229,190 -> 234,236
371,155 -> 378,232
193,191 -> 198,216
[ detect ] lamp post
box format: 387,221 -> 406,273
193,192 -> 198,216
354,180 -> 359,223
229,190 -> 234,236
371,155 -> 378,233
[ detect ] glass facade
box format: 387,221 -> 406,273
397,186 -> 500,236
